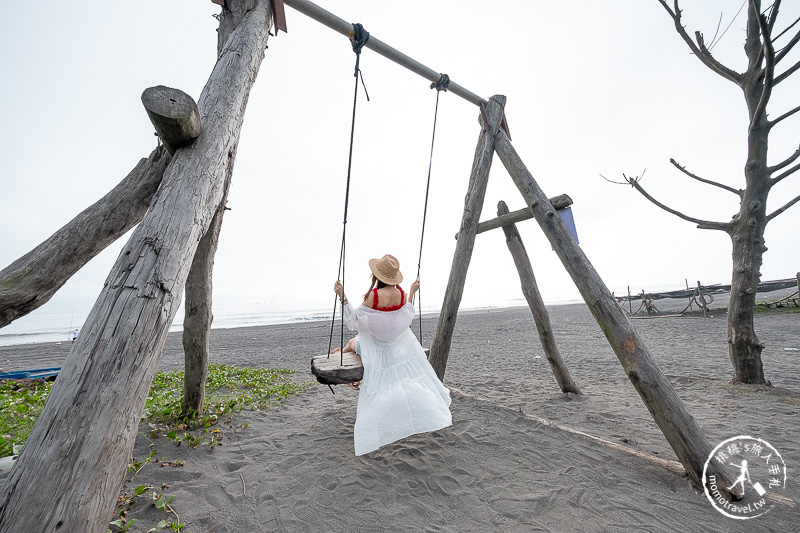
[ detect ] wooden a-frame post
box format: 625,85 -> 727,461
497,200 -> 580,394
430,94 -> 733,488
180,0 -> 256,419
493,130 -> 722,485
427,95 -> 506,379
452,194 -> 580,394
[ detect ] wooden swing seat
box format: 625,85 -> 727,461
311,347 -> 432,386
311,352 -> 363,385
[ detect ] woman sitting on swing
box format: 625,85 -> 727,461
333,254 -> 452,456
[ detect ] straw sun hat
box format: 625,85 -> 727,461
369,254 -> 403,286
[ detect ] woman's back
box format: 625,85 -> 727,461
350,304 -> 413,344
363,285 -> 404,309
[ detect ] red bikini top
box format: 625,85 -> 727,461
373,287 -> 405,312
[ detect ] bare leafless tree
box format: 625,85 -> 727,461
622,0 -> 800,384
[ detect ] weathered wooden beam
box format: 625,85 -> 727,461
455,194 -> 572,239
182,185 -> 230,417
428,95 -> 506,381
0,146 -> 171,329
493,128 -> 727,488
497,200 -> 581,394
182,0 -> 249,421
0,1 -> 274,530
141,85 -> 202,155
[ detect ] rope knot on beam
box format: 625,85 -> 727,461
349,23 -> 369,54
431,73 -> 450,92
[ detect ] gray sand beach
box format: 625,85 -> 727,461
1,292 -> 798,531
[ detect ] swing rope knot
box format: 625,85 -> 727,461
431,73 -> 450,92
349,23 -> 370,58
349,23 -> 371,99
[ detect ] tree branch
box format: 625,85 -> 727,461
766,193 -> 800,222
657,0 -> 743,85
750,2 -> 775,131
745,0 -> 764,71
774,22 -> 800,63
599,172 -> 634,185
774,58 -> 800,84
623,173 -> 731,231
669,158 -> 743,196
769,103 -> 800,128
775,15 -> 800,42
768,144 -> 800,173
771,160 -> 800,186
767,0 -> 781,34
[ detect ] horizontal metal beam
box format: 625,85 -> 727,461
282,0 -> 487,106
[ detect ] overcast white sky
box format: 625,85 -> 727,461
1,1 -> 798,333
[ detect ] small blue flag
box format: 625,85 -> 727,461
557,206 -> 579,244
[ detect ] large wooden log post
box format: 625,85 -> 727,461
493,130 -> 722,487
0,2 -> 274,531
497,200 -> 581,394
0,146 -> 171,329
141,85 -> 202,155
428,95 -> 506,380
180,0 -> 249,418
181,189 -> 229,417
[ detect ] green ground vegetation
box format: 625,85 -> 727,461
2,363 -> 313,532
755,294 -> 800,313
0,363 -> 312,457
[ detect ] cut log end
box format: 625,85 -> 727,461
141,85 -> 202,154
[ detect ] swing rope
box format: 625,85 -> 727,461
327,23 -> 370,376
415,74 -> 449,343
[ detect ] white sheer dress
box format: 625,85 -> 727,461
343,301 -> 452,456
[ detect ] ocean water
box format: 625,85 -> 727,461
0,296 -> 582,347
0,302 -> 332,347
0,310 -> 87,347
